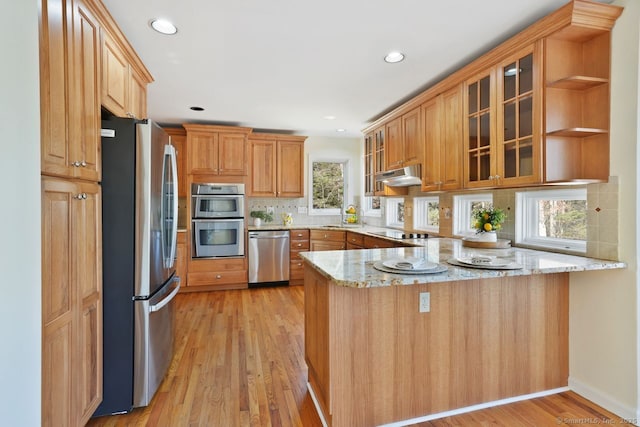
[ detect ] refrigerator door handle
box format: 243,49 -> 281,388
149,277 -> 181,313
167,144 -> 179,268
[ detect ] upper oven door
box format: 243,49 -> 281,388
192,194 -> 244,219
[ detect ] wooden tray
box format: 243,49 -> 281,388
462,238 -> 511,249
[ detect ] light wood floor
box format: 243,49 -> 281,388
87,285 -> 628,427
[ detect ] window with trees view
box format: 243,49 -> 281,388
453,193 -> 493,236
309,159 -> 348,215
516,188 -> 586,252
414,197 -> 440,232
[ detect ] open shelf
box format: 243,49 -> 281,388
547,75 -> 608,90
546,128 -> 608,137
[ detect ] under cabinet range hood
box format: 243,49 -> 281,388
375,164 -> 422,187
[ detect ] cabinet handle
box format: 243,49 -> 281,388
73,193 -> 87,200
215,274 -> 222,279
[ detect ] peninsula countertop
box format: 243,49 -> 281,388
299,238 -> 626,288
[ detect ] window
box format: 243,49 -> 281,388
516,188 -> 586,253
414,197 -> 440,232
363,196 -> 381,217
386,198 -> 405,228
453,193 -> 493,236
309,159 -> 348,215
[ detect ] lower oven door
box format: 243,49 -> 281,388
192,218 -> 245,258
133,274 -> 180,408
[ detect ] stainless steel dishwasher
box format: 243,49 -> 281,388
248,230 -> 290,287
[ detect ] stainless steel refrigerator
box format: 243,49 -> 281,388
94,117 -> 180,416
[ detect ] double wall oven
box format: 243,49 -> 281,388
191,183 -> 245,258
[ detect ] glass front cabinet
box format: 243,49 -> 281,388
464,43 -> 542,188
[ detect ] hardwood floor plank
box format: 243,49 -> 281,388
87,286 -> 626,427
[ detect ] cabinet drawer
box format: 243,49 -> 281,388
363,236 -> 396,249
290,239 -> 310,250
188,270 -> 247,286
346,243 -> 364,250
310,229 -> 345,242
290,249 -> 308,261
345,231 -> 365,246
290,229 -> 310,240
290,259 -> 305,279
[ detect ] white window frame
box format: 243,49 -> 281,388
308,157 -> 349,216
363,196 -> 382,217
453,193 -> 493,236
385,197 -> 405,228
515,188 -> 587,253
414,196 -> 440,233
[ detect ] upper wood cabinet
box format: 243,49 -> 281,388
385,107 -> 422,170
183,124 -> 252,176
422,86 -> 463,192
248,133 -> 307,197
40,0 -> 101,182
364,126 -> 407,197
464,44 -> 542,189
101,31 -> 151,119
42,177 -> 102,426
363,0 -> 622,190
164,127 -> 188,198
544,27 -> 613,182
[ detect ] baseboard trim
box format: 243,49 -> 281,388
569,377 -> 639,425
307,383 -> 569,427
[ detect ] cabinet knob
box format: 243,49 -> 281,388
494,174 -> 501,180
72,161 -> 81,167
73,193 -> 87,200
324,234 -> 328,238
488,175 -> 494,180
215,274 -> 222,279
297,243 -> 302,247
80,160 -> 87,167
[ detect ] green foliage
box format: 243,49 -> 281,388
312,162 -> 344,209
250,210 -> 273,222
472,205 -> 506,233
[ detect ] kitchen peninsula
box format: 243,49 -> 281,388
301,240 -> 625,427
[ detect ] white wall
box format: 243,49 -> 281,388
0,1 -> 42,425
568,0 -> 640,419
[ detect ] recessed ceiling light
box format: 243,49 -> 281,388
336,128 -> 346,133
190,106 -> 204,111
384,51 -> 405,63
150,18 -> 177,35
323,115 -> 336,120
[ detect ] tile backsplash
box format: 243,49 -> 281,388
248,197 -> 343,227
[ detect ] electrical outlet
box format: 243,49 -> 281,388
266,206 -> 274,215
419,292 -> 430,313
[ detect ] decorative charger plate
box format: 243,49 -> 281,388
446,258 -> 523,270
373,261 -> 448,275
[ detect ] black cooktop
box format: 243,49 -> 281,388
369,231 -> 429,240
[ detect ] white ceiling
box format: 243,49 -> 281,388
101,0 -> 610,138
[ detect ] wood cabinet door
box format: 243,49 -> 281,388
218,133 -> 247,175
440,86 -> 463,191
401,107 -> 422,166
385,117 -> 403,170
187,131 -> 219,175
421,97 -> 441,192
277,140 -> 304,197
128,68 -> 147,120
496,45 -> 542,186
74,181 -> 102,424
71,0 -> 100,182
175,232 -> 188,288
41,177 -> 75,427
364,132 -> 375,195
42,178 -> 102,426
249,138 -> 276,196
40,0 -> 74,179
101,32 -> 128,117
464,69 -> 497,188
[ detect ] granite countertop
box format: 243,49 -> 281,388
299,238 -> 626,288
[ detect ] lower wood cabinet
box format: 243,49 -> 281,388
186,257 -> 247,290
346,231 -> 365,249
310,230 -> 346,251
363,235 -> 397,249
41,177 -> 102,426
289,229 -> 310,286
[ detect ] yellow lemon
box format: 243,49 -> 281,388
484,223 -> 493,231
483,213 -> 490,220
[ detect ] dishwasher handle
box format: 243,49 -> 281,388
248,233 -> 289,239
